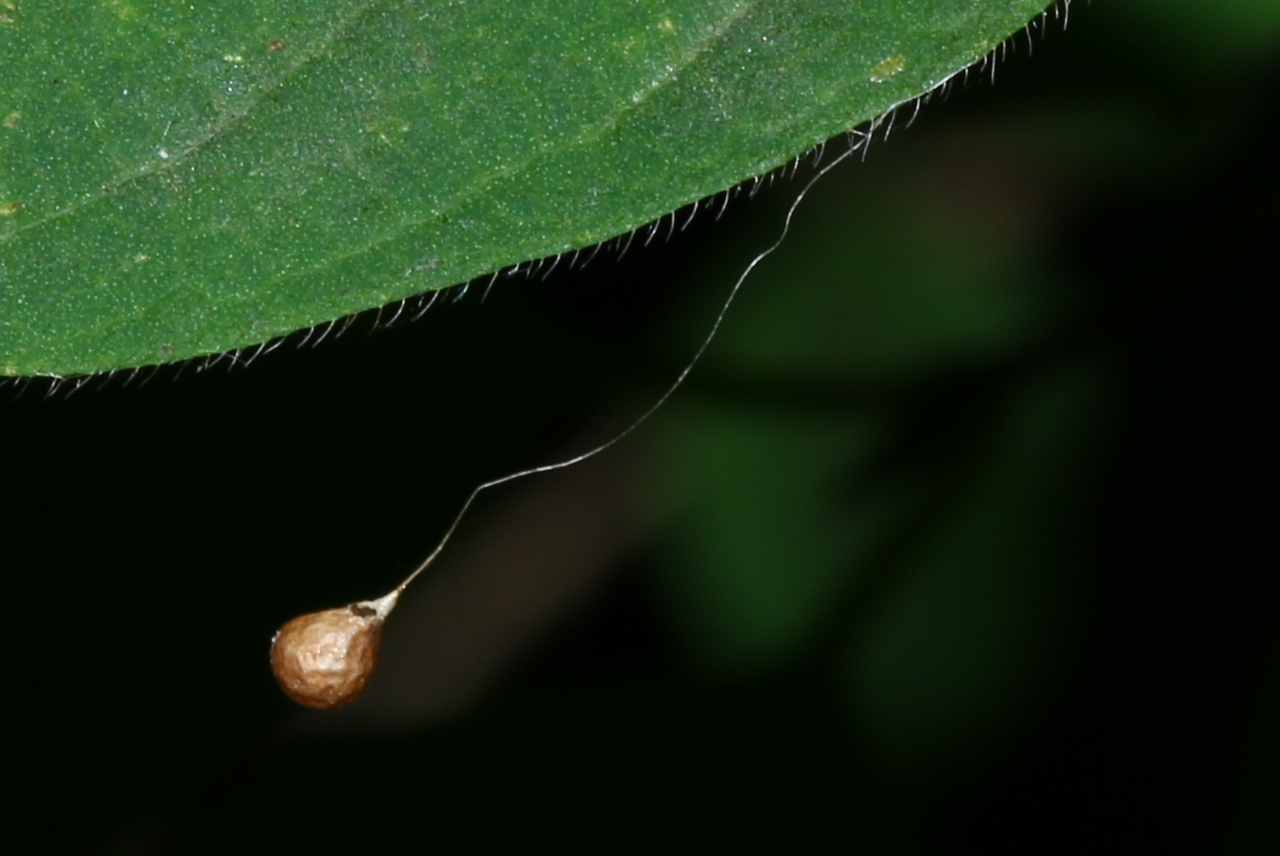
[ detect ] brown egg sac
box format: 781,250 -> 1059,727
270,603 -> 386,709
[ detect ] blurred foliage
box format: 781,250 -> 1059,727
1107,0 -> 1280,67
0,3 -> 1277,854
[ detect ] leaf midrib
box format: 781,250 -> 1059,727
0,0 -> 380,246
98,1 -> 760,349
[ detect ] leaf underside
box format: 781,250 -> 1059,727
0,0 -> 1051,376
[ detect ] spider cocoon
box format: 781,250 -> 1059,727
270,593 -> 397,709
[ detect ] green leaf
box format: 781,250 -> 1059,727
0,0 -> 1050,376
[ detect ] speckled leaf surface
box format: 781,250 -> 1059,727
0,0 -> 1049,376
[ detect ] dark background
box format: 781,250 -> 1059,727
2,3 -> 1277,853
